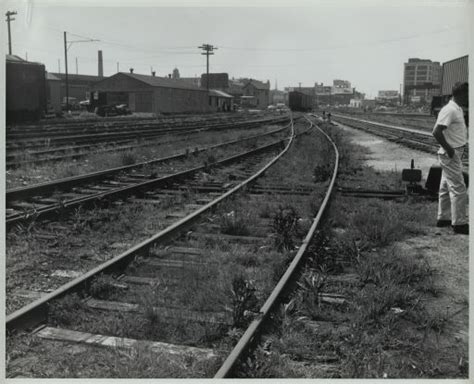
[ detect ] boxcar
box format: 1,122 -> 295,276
6,56 -> 47,123
431,55 -> 468,118
289,90 -> 313,112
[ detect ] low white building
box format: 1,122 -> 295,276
349,99 -> 362,108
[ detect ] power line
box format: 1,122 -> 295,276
219,26 -> 462,52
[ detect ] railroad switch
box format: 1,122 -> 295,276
402,159 -> 424,195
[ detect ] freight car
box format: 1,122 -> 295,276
288,90 -> 313,112
6,55 -> 47,123
431,55 -> 468,119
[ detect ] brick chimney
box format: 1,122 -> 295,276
152,71 -> 156,77
98,50 -> 103,77
130,68 -> 134,74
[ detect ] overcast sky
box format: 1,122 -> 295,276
4,0 -> 472,98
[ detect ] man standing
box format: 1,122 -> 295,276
432,82 -> 468,234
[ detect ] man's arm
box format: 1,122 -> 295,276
433,124 -> 454,158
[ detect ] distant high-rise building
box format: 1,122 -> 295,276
403,58 -> 441,104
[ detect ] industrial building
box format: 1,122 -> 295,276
242,79 -> 270,108
90,71 -> 210,114
46,72 -> 62,114
209,89 -> 233,111
6,54 -> 46,122
403,58 -> 441,104
49,72 -> 104,104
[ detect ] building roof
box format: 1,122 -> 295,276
50,72 -> 104,82
46,72 -> 61,81
244,79 -> 270,90
6,54 -> 26,62
6,54 -> 44,66
117,72 -> 206,91
209,89 -> 233,98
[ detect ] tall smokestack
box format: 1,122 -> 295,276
98,50 -> 104,77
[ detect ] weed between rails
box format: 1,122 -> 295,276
243,121 -> 462,379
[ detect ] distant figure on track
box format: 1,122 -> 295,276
327,112 -> 331,123
432,82 -> 469,235
322,111 -> 326,120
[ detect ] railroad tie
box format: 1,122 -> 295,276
35,327 -> 219,360
86,298 -> 232,326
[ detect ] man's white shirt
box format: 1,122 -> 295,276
433,99 -> 467,155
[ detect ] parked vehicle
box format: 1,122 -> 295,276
95,105 -> 119,117
115,104 -> 132,115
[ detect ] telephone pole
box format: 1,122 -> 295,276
198,43 -> 217,91
5,11 -> 17,55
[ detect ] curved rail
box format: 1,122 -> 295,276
6,116 -> 297,332
214,115 -> 339,378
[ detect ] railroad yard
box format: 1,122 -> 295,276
5,110 -> 468,379
4,3 -> 470,381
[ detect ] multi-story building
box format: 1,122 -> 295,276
242,79 -> 270,108
332,79 -> 352,94
403,58 -> 441,104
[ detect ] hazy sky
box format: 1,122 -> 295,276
4,0 -> 472,97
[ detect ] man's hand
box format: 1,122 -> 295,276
447,146 -> 455,158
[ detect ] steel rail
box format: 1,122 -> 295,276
7,123 -> 290,203
330,113 -> 469,166
331,113 -> 431,136
7,116 -> 288,145
214,115 -> 339,378
6,137 -> 289,229
6,116 -> 297,332
6,117 -> 290,168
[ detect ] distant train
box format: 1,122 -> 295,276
288,90 -> 314,112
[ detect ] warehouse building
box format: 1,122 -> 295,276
209,89 -> 233,111
90,71 -> 210,114
46,72 -> 62,114
50,72 -> 104,104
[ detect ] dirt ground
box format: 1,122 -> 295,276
337,123 -> 469,372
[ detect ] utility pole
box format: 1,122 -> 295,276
75,57 -> 78,74
5,11 -> 17,55
198,43 -> 217,91
58,59 -> 61,73
117,62 -> 119,72
63,31 -> 99,111
64,31 -> 69,111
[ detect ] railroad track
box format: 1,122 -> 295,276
6,114 -> 340,378
328,113 -> 469,165
6,122 -> 291,229
7,115 -> 289,168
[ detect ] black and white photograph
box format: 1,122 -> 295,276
3,0 -> 471,379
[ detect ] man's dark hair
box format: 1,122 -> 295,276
452,82 -> 468,97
